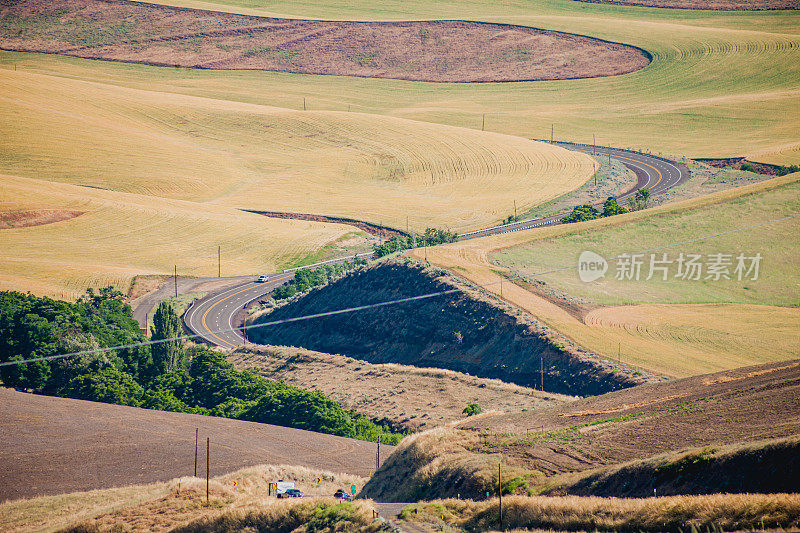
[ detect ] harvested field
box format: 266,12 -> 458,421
0,67 -> 596,234
229,346 -> 573,432
574,0 -> 800,10
0,0 -> 650,82
0,387 -> 390,502
0,208 -> 81,229
0,173 -> 349,302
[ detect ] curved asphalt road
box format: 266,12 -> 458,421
185,144 -> 690,347
460,142 -> 690,240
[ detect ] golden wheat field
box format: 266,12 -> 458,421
0,67 -> 596,233
0,173 -> 351,300
411,174 -> 800,378
20,0 -> 799,165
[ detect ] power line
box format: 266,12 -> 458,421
1,212 -> 796,369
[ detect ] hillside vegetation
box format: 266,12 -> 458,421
362,360 -> 800,501
0,291 -> 402,445
249,259 -> 655,397
0,67 -> 595,233
415,174 -> 800,377
7,0 -> 798,164
229,345 -> 572,432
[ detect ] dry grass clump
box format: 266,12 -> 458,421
403,493 -> 800,532
4,464 -> 367,533
360,427 -> 529,502
172,499 -> 386,533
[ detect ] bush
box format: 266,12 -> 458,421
463,403 -> 483,416
561,204 -> 600,223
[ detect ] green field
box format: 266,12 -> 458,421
493,176 -> 800,307
6,0 -> 796,164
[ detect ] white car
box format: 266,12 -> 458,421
256,275 -> 270,283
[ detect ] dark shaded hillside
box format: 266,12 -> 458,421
250,260 -> 649,396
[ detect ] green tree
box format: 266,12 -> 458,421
64,367 -> 144,406
633,188 -> 651,210
562,204 -> 600,224
601,198 -> 627,217
151,301 -> 183,375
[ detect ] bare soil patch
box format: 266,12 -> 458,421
0,388 -> 389,501
0,0 -> 651,82
229,346 -> 572,433
0,209 -> 82,229
461,359 -> 800,478
573,0 -> 799,10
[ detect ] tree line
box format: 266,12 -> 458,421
373,227 -> 459,258
0,290 -> 403,445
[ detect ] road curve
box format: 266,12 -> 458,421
184,273 -> 294,348
185,144 -> 689,347
459,142 -> 690,240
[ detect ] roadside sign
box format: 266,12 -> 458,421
232,480 -> 238,487
316,477 -> 322,484
351,484 -> 356,495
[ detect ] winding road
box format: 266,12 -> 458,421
179,144 -> 689,348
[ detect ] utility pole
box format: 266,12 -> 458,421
498,460 -> 503,530
174,265 -> 178,297
540,357 -> 544,391
206,437 -> 210,502
513,199 -> 517,221
218,246 -> 221,278
194,428 -> 198,477
376,435 -> 381,470
482,114 -> 485,131
303,97 -> 306,111
550,124 -> 554,143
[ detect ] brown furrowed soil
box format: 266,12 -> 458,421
574,0 -> 799,9
0,209 -> 82,229
0,0 -> 651,82
229,346 -> 573,433
461,359 -> 800,478
0,388 -> 392,501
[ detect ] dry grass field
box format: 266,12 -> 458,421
0,173 -> 350,301
411,174 -> 800,378
362,360 -> 800,502
228,346 -> 573,432
0,67 -> 595,233
23,0 -> 799,165
0,464 -> 369,533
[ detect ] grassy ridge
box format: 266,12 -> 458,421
8,0 -> 798,163
414,174 -> 800,377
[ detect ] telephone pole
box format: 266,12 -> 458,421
174,265 -> 178,297
513,199 -> 517,221
540,357 -> 544,391
206,437 -> 210,502
303,97 -> 306,111
376,435 -> 381,470
498,460 -> 503,530
194,428 -> 198,477
482,114 -> 485,131
550,124 -> 554,143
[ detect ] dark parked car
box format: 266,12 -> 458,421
285,488 -> 303,498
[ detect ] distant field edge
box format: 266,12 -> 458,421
0,0 -> 652,83
571,0 -> 800,10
